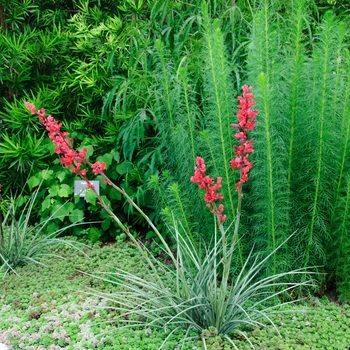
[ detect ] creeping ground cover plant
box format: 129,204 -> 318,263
26,86 -> 314,348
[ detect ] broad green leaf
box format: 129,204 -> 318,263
27,176 -> 40,191
48,184 -> 59,197
41,169 -> 54,180
109,187 -> 121,200
41,196 -> 52,212
69,209 -> 85,223
85,145 -> 94,159
46,220 -> 60,235
85,188 -> 97,205
56,170 -> 67,182
51,202 -> 72,222
101,218 -> 111,231
112,150 -> 120,162
72,226 -> 84,236
116,161 -> 133,175
97,153 -> 113,167
146,231 -> 156,239
86,227 -> 102,242
58,184 -> 72,197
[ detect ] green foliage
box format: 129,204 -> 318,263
0,178 -> 87,276
1,0 -> 350,300
245,0 -> 291,276
90,212 -> 313,349
243,0 -> 350,299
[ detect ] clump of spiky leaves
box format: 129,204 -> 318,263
89,212 -> 314,349
0,176 -> 88,276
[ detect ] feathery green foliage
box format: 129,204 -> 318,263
245,1 -> 290,276
295,11 -> 346,270
244,1 -> 350,298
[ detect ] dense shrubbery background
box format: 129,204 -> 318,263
1,0 -> 350,300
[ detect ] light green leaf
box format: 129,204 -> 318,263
85,145 -> 94,159
56,170 -> 67,182
116,161 -> 133,175
69,209 -> 85,223
58,184 -> 72,198
41,196 -> 52,212
86,227 -> 102,242
51,202 -> 72,222
27,176 -> 40,191
41,169 -> 54,180
48,184 -> 59,197
97,153 -> 113,167
85,188 -> 96,205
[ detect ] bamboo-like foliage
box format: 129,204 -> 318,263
149,4 -> 248,250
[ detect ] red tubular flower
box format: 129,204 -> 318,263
230,86 -> 258,191
25,102 -> 106,181
191,157 -> 226,224
91,162 -> 107,175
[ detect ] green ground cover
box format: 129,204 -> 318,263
0,241 -> 349,350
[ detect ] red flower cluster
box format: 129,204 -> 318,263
190,157 -> 226,224
25,102 -> 106,181
230,85 -> 257,191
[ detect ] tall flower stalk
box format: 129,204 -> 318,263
230,85 -> 257,243
191,85 -> 257,303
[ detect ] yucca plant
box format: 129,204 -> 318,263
0,175 -> 88,277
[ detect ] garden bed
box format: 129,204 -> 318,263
1,241 -> 349,350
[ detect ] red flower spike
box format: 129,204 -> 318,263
25,102 -> 107,181
191,157 -> 226,224
230,86 -> 258,191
